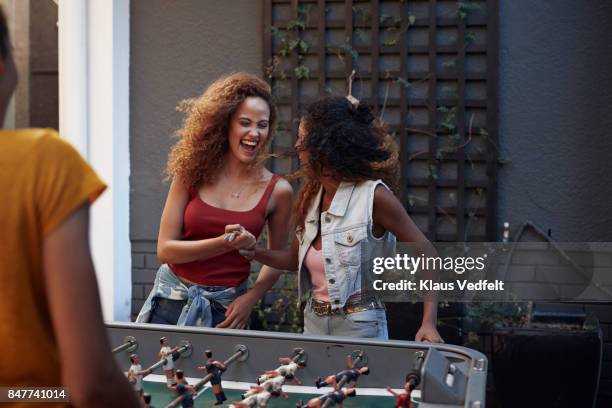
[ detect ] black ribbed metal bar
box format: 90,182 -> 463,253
263,0 -> 272,71
344,0 -> 354,82
456,5 -> 466,241
290,0 -> 299,172
427,0 -> 438,241
399,0 -> 409,205
486,0 -> 499,241
263,0 -> 275,172
317,0 -> 326,94
371,0 -> 380,116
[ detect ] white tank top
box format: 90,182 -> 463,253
129,364 -> 143,391
160,346 -> 174,370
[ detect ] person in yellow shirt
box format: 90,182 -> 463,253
0,9 -> 139,408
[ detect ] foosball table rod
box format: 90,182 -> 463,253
147,340 -> 193,373
164,344 -> 249,408
291,347 -> 307,364
336,350 -> 365,389
112,336 -> 138,354
406,351 -> 425,390
321,350 -> 366,408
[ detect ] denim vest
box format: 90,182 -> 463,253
296,180 -> 396,309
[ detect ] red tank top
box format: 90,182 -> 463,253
169,175 -> 280,286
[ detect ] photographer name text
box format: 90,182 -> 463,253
373,279 -> 505,292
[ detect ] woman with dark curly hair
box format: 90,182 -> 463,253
136,73 -> 292,329
248,96 -> 442,341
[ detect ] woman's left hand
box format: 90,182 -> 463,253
415,322 -> 444,343
216,291 -> 258,329
238,246 -> 256,260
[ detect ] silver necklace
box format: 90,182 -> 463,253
230,183 -> 248,199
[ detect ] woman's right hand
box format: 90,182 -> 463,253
223,224 -> 256,250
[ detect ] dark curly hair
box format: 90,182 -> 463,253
293,96 -> 399,228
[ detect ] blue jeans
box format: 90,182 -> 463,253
136,264 -> 246,327
149,287 -> 232,327
303,299 -> 388,339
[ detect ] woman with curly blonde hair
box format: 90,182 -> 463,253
247,96 -> 442,341
137,73 -> 292,333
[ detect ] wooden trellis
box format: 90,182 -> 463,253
263,0 -> 498,242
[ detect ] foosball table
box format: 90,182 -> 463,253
108,322 -> 487,407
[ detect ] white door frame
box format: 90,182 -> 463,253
57,0 -> 132,322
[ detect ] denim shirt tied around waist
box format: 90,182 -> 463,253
135,264 -> 245,327
296,180 -> 396,310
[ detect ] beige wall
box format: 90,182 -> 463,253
1,0 -> 19,128
2,0 -> 58,129
130,0 -> 263,315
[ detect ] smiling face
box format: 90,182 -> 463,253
227,96 -> 270,164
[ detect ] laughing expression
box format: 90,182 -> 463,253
228,96 -> 271,163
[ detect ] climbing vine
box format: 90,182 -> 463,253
263,0 -> 498,240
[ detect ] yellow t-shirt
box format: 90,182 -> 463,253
0,129 -> 106,402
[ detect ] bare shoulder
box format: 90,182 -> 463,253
168,176 -> 190,197
171,175 -> 189,189
373,184 -> 405,221
261,167 -> 275,180
273,177 -> 293,197
260,168 -> 293,195
373,183 -> 399,207
265,175 -> 293,217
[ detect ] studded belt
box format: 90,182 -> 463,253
309,297 -> 385,317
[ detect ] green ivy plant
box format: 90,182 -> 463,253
265,4 -> 313,82
457,2 -> 481,20
259,0 -> 501,334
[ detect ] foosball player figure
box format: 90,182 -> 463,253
298,388 -> 356,408
175,369 -> 188,385
243,375 -> 288,400
386,382 -> 412,408
168,369 -> 189,392
315,355 -> 369,390
257,356 -> 306,385
159,337 -> 179,388
230,391 -> 272,408
197,349 -> 227,405
142,393 -> 154,408
127,354 -> 152,399
387,369 -> 420,407
175,383 -> 196,408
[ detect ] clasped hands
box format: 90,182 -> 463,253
214,224 -> 259,329
223,224 -> 256,253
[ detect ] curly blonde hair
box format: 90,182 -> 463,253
166,73 -> 276,188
